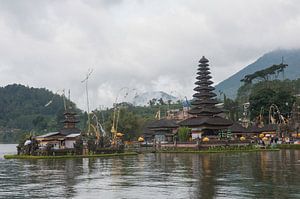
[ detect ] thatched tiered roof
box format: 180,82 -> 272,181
228,122 -> 247,133
188,56 -> 221,116
179,56 -> 232,130
147,119 -> 179,130
60,110 -> 81,135
62,111 -> 79,125
180,116 -> 232,129
245,124 -> 278,133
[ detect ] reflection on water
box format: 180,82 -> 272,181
0,145 -> 299,199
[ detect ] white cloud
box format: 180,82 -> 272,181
1,0 -> 300,109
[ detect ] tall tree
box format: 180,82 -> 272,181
249,88 -> 295,122
241,63 -> 288,84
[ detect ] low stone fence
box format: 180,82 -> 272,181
124,140 -> 253,153
200,140 -> 250,147
158,140 -> 251,150
36,148 -> 76,156
94,148 -> 124,154
161,142 -> 197,149
35,147 -> 123,156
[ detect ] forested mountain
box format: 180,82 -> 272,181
0,84 -> 81,143
2,77 -> 298,143
216,49 -> 300,99
0,84 -> 183,143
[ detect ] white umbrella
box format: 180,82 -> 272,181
24,140 -> 32,146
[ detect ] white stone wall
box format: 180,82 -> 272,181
65,140 -> 76,149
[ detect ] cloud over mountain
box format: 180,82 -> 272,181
1,0 -> 300,109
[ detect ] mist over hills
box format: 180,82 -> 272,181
132,91 -> 178,106
215,49 -> 300,99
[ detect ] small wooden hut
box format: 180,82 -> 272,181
146,119 -> 179,143
35,109 -> 81,149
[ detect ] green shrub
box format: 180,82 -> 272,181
177,127 -> 191,142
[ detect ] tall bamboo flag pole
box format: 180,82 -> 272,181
81,68 -> 93,135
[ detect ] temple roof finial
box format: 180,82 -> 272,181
199,56 -> 209,63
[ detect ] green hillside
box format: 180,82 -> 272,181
0,84 -> 183,143
0,84 -> 81,143
216,49 -> 300,99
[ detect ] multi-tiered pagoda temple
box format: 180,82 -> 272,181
60,110 -> 81,135
179,56 -> 233,139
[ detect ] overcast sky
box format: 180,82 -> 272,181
1,0 -> 300,110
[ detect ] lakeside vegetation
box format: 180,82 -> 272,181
93,102 -> 182,141
4,146 -> 283,160
223,78 -> 300,122
0,65 -> 300,144
158,144 -> 280,153
5,144 -> 300,159
158,149 -> 280,154
4,152 -> 138,160
237,79 -> 299,120
0,84 -> 183,143
277,144 -> 300,149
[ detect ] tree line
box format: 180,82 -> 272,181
0,84 -> 183,143
0,84 -> 82,143
1,64 -> 299,143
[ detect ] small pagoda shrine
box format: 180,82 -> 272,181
179,56 -> 233,139
59,111 -> 81,135
35,109 -> 81,149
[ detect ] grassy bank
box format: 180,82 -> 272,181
158,148 -> 280,154
277,144 -> 300,150
157,145 -> 280,154
4,152 -> 138,160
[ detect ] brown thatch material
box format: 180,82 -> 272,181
261,124 -> 278,132
228,122 -> 247,133
193,86 -> 215,92
188,56 -> 224,117
143,126 -> 154,139
191,99 -> 218,106
188,107 -> 223,115
62,111 -> 79,123
244,124 -> 278,133
179,116 -> 233,128
147,119 -> 179,129
179,56 -> 233,131
193,92 -> 217,98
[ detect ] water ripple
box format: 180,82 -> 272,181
0,145 -> 299,199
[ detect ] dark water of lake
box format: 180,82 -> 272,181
0,144 -> 299,199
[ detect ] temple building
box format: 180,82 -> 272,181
291,101 -> 300,137
166,108 -> 191,120
60,111 -> 81,136
35,109 -> 81,149
228,122 -> 248,137
179,56 -> 233,139
146,119 -> 179,143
